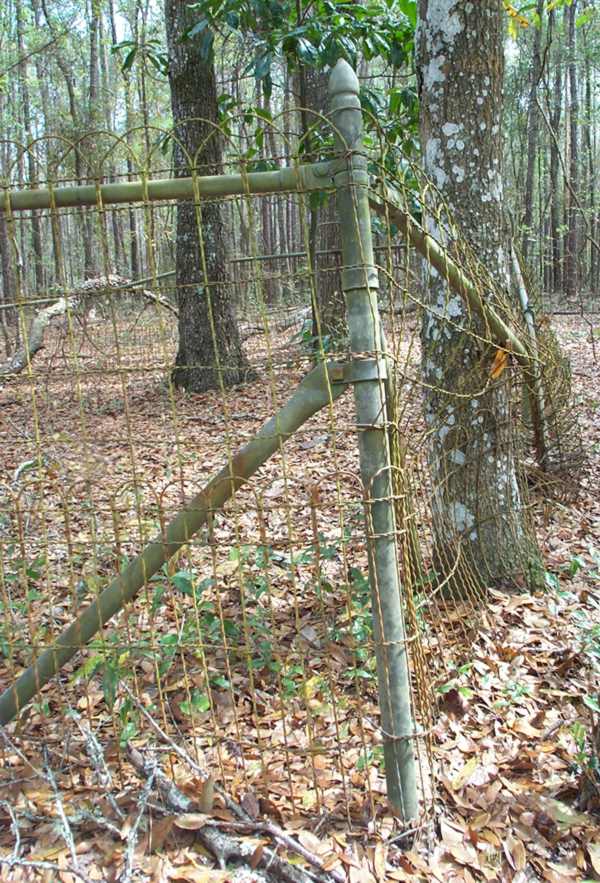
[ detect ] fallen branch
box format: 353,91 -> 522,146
0,296 -> 72,377
0,274 -> 177,379
0,857 -> 94,883
120,683 -> 345,883
120,762 -> 156,883
126,744 -> 334,883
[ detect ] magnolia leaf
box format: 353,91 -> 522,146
451,756 -> 479,791
588,843 -> 600,876
174,812 -> 210,830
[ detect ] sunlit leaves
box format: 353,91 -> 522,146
187,0 -> 415,80
112,38 -> 168,76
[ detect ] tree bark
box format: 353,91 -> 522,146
16,0 -> 44,295
583,28 -> 596,294
39,0 -> 95,281
164,0 -> 250,392
564,1 -> 580,301
521,0 -> 544,266
300,66 -> 348,351
416,0 -> 540,594
547,9 -> 563,294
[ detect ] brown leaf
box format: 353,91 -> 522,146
451,756 -> 479,791
503,834 -> 526,871
490,347 -> 510,380
439,688 -> 468,719
249,844 -> 264,869
240,789 -> 260,820
588,843 -> 600,876
148,816 -> 175,852
173,813 -> 210,830
169,867 -> 230,882
440,817 -> 465,847
259,797 -> 284,822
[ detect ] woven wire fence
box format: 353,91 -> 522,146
0,63 -> 581,879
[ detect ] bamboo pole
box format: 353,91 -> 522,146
329,59 -> 418,822
3,162 -> 330,212
0,362 -> 348,725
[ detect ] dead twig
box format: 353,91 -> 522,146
125,743 -> 333,883
119,682 -> 344,880
119,761 -> 156,883
0,856 -> 94,883
44,747 -> 79,870
0,800 -> 22,861
76,718 -> 125,821
119,681 -> 208,780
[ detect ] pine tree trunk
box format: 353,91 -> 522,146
548,10 -> 563,295
164,0 -> 250,392
584,38 -> 596,295
416,0 -> 540,594
564,1 -> 580,301
16,0 -> 44,295
521,0 -> 544,265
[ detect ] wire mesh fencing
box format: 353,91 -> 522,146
0,60 -> 582,878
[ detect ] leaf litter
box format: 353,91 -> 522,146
0,315 -> 598,881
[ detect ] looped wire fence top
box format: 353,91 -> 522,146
0,59 -> 582,862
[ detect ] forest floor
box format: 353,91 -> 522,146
0,312 -> 599,882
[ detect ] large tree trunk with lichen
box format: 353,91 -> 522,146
416,0 -> 540,594
164,0 -> 250,392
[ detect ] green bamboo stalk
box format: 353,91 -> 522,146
3,129 -> 547,465
3,162 -> 330,212
0,362 -> 348,725
329,59 -> 418,822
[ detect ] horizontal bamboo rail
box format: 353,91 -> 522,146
2,161 -> 332,212
1,157 -> 546,462
3,162 -> 532,367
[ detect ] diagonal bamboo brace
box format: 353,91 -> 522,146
0,362 -> 348,726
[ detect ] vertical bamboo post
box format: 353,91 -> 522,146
329,59 -> 418,821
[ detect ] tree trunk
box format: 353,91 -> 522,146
164,0 -> 250,392
16,0 -> 44,295
548,9 -> 563,294
39,0 -> 95,281
583,33 -> 596,295
416,0 -> 540,594
300,66 -> 348,351
564,1 -> 580,301
521,0 -> 544,266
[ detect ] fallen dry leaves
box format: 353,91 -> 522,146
0,314 -> 598,880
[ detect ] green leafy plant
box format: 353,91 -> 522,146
357,744 -> 385,773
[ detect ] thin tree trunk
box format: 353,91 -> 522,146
584,45 -> 596,294
522,0 -> 544,266
548,9 -> 563,294
298,65 -> 347,350
16,0 -> 44,294
39,0 -> 95,280
564,1 -> 580,300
